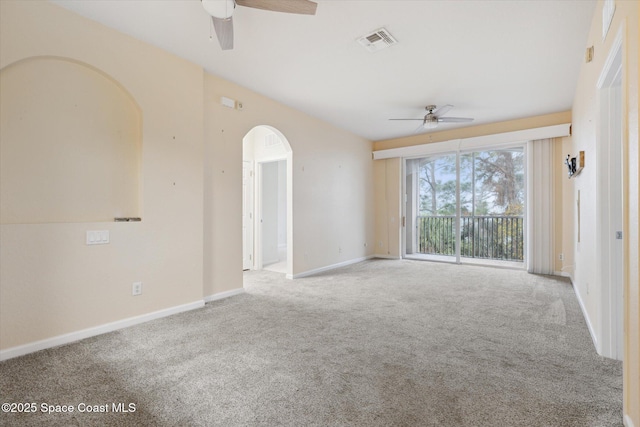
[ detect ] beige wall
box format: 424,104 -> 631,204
2,2 -> 636,421
1,0 -> 376,353
0,0 -> 204,350
203,73 -> 374,293
554,136 -> 575,276
1,57 -> 142,224
570,1 -> 639,424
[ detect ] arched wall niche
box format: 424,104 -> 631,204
0,56 -> 142,224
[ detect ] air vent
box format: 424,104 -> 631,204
357,28 -> 397,52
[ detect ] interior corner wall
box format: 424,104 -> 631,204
553,136 -> 575,277
0,1 -> 204,351
203,73 -> 375,296
570,1 -> 639,425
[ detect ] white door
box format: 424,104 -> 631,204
242,161 -> 254,270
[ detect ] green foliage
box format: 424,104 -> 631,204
414,148 -> 524,261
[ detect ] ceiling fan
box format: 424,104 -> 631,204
390,105 -> 474,130
201,0 -> 318,50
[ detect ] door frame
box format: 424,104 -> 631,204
242,160 -> 254,270
401,143 -> 527,267
596,27 -> 625,360
242,126 -> 293,278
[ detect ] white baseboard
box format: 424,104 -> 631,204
624,414 -> 635,427
572,280 -> 599,353
292,255 -> 374,279
203,288 -> 245,303
0,300 -> 204,362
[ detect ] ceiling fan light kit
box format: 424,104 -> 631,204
202,0 -> 317,50
423,118 -> 439,129
201,0 -> 235,19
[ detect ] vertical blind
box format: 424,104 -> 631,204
527,138 -> 555,274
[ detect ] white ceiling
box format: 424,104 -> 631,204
51,0 -> 596,142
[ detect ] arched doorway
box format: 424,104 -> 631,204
242,126 -> 293,279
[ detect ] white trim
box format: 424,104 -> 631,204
292,256 -> 375,279
595,25 -> 625,361
572,280 -> 599,352
382,139 -> 460,160
203,288 -> 245,303
0,300 -> 204,362
623,414 -> 635,427
373,124 -> 571,160
597,27 -> 624,89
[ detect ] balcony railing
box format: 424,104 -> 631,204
417,215 -> 524,262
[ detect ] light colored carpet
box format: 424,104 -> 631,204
0,259 -> 622,426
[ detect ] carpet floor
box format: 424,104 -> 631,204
0,259 -> 623,426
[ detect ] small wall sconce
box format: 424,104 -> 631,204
565,151 -> 585,178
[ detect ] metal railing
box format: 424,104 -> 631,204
417,215 -> 524,261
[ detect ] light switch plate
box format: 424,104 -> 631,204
86,230 -> 110,245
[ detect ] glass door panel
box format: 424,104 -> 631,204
405,154 -> 457,263
460,149 -> 525,264
405,147 -> 525,267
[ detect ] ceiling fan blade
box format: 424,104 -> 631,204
389,118 -> 424,121
212,16 -> 234,50
433,104 -> 453,117
437,117 -> 474,123
413,123 -> 428,133
236,0 -> 317,15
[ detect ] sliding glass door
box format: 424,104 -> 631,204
404,147 -> 525,266
405,153 -> 458,262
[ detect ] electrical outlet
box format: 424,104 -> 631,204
559,253 -> 564,261
132,282 -> 142,296
338,246 -> 342,254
